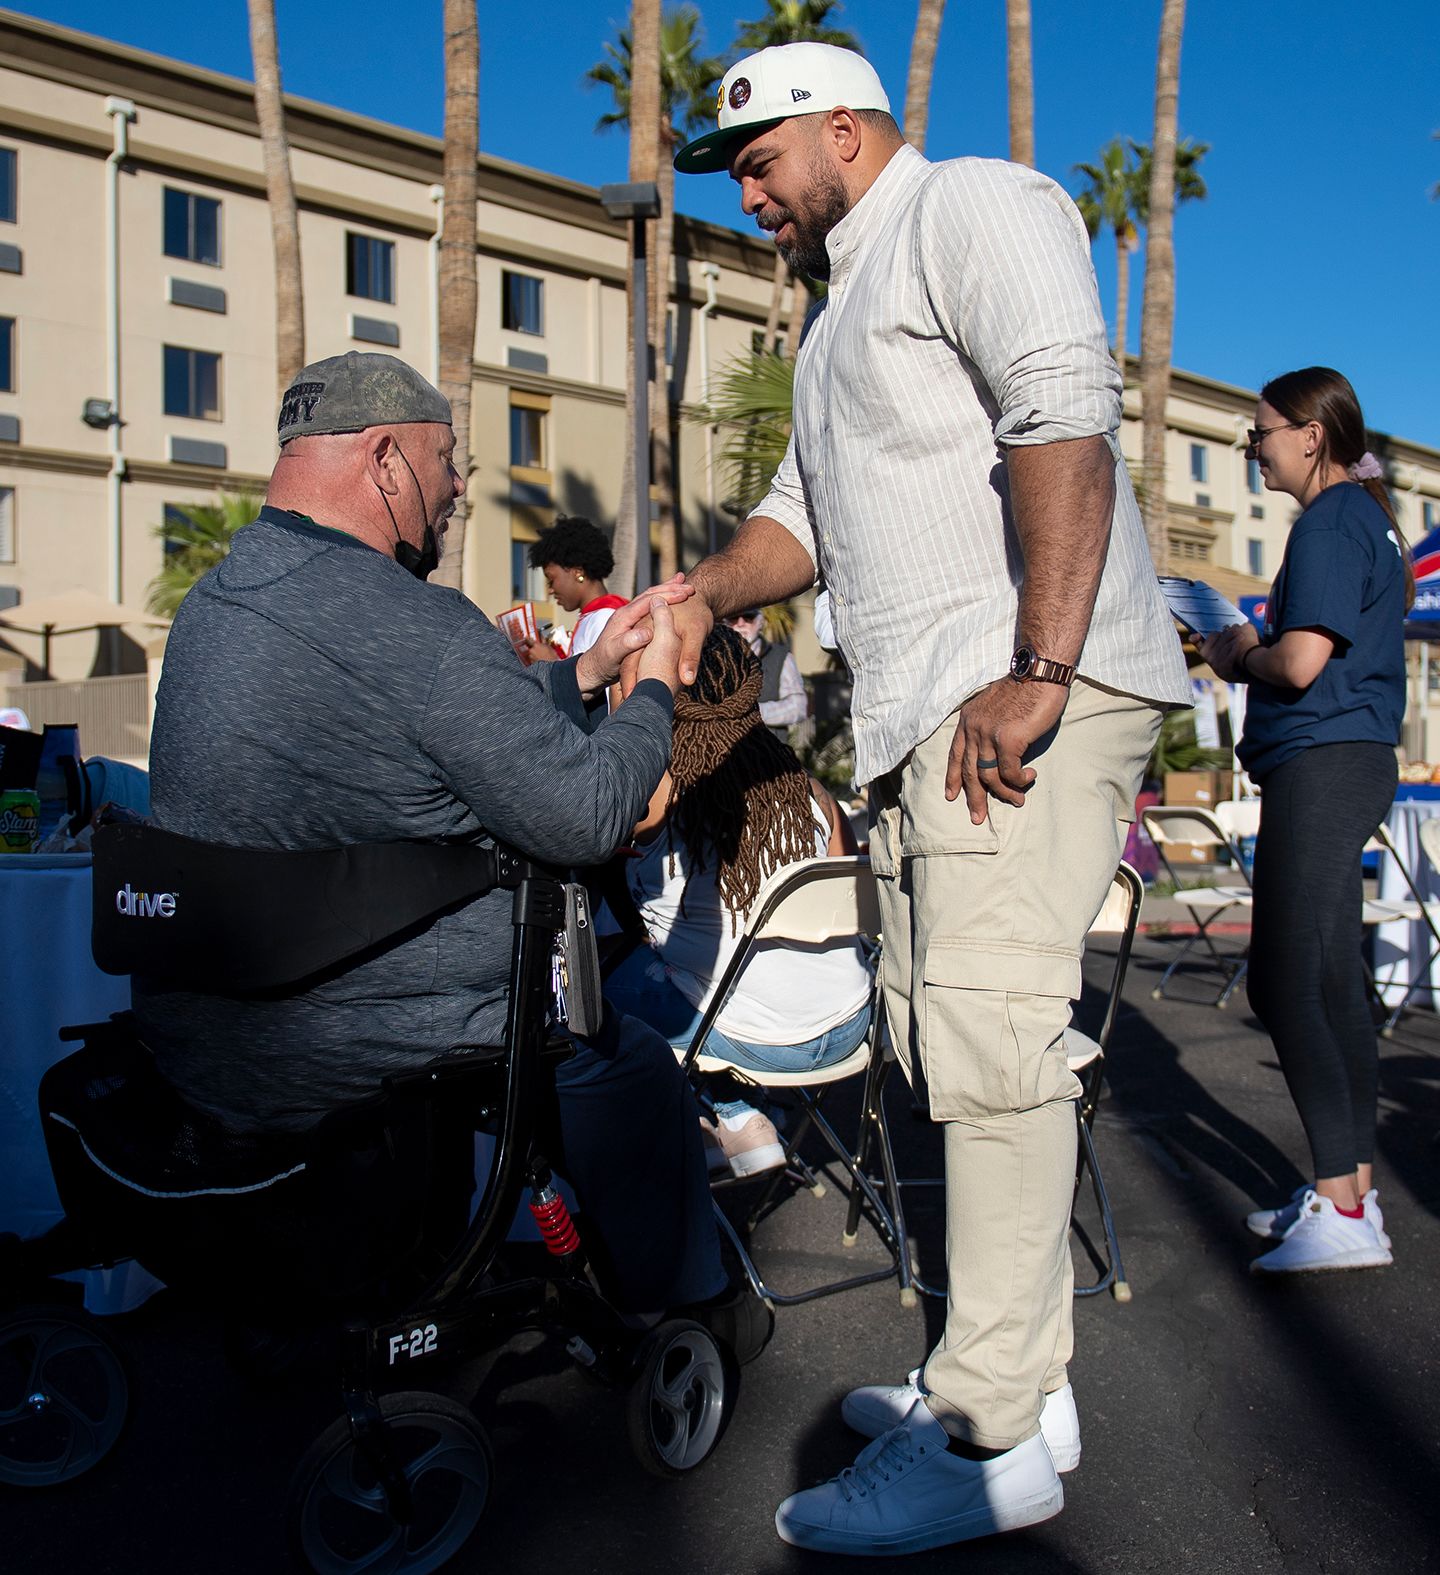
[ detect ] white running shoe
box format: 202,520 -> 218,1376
775,1398 -> 1063,1554
1247,1185 -> 1392,1252
841,1370 -> 1081,1472
700,1100 -> 785,1178
1249,1190 -> 1393,1274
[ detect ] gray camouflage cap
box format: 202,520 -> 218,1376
276,351 -> 452,444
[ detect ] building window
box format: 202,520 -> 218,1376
0,316 -> 13,393
1189,443 -> 1208,484
511,539 -> 550,603
0,149 -> 15,224
1247,457 -> 1262,494
510,404 -> 545,469
1250,504 -> 1264,520
1247,539 -> 1264,578
163,187 -> 221,266
0,487 -> 13,563
502,271 -> 544,336
346,233 -> 395,303
163,345 -> 222,421
1425,500 -> 1439,533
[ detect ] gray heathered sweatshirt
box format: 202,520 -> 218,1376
132,508 -> 672,1132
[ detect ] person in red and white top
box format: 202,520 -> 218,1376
522,516 -> 627,662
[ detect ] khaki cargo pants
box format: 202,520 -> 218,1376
868,678 -> 1161,1449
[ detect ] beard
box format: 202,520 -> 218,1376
764,156 -> 851,281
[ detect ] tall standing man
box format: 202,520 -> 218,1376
674,43 -> 1190,1555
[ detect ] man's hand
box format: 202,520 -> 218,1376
635,596 -> 683,695
519,637 -> 559,663
945,678 -> 1069,824
1197,622 -> 1257,684
574,577 -> 693,697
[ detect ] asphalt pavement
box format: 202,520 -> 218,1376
9,930 -> 1440,1575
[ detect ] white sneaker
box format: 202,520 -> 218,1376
1248,1186 -> 1392,1251
775,1399 -> 1062,1554
1250,1191 -> 1393,1274
700,1101 -> 785,1178
842,1370 -> 1081,1472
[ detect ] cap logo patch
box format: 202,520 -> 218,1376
790,87 -> 812,102
277,381 -> 324,433
728,77 -> 752,110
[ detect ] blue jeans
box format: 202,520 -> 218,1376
604,944 -> 874,1075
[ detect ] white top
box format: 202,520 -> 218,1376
628,800 -> 872,1045
754,143 -> 1191,785
569,604 -> 618,657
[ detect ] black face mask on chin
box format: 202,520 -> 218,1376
377,444 -> 442,580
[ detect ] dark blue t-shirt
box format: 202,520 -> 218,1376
1238,483 -> 1405,782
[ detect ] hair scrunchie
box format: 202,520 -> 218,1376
1347,452 -> 1384,482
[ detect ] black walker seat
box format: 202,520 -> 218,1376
16,818 -> 737,1562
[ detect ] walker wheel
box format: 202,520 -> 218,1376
287,1392 -> 492,1575
626,1319 -> 734,1478
0,1305 -> 129,1487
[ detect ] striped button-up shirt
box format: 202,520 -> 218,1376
755,143 -> 1191,786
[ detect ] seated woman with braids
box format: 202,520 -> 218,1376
603,626 -> 874,1175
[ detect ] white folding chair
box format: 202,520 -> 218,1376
679,857 -> 915,1307
1140,804 -> 1253,1006
873,863 -> 1146,1304
1065,862 -> 1144,1302
1368,819 -> 1440,1033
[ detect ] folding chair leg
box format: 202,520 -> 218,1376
1215,958 -> 1248,1009
1073,1114 -> 1130,1302
843,1047 -> 888,1246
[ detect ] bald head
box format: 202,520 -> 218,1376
267,421 -> 461,571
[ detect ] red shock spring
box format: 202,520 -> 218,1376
528,1185 -> 581,1257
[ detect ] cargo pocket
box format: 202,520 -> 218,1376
919,941 -> 1082,1121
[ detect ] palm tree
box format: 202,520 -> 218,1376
733,1 -> 862,350
1139,0 -> 1188,567
432,0 -> 479,593
245,0 -> 303,397
733,0 -> 860,52
703,347 -> 795,518
1005,0 -> 1034,167
1073,141 -> 1139,367
590,7 -> 723,584
903,0 -> 946,152
1076,136 -> 1207,373
146,493 -> 262,617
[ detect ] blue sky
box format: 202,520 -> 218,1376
15,0 -> 1439,444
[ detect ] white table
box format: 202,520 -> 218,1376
1372,800 -> 1440,1010
0,852 -> 162,1312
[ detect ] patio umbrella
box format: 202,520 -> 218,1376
0,589 -> 170,672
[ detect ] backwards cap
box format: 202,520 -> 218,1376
674,42 -> 890,175
277,351 -> 451,445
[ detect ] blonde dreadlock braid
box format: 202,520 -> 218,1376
666,625 -> 817,931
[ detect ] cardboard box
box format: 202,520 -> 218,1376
1163,770 -> 1234,807
1160,771 -> 1235,866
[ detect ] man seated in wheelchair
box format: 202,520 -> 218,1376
602,624 -> 874,1177
125,352 -> 743,1339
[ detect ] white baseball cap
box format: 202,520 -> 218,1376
674,42 -> 891,176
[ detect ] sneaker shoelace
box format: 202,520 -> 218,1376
836,1424 -> 930,1502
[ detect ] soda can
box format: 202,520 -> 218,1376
0,788 -> 41,853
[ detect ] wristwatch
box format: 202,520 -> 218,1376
1008,644 -> 1076,687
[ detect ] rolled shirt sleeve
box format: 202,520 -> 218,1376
918,161 -> 1122,452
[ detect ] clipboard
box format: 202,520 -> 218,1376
1158,576 -> 1247,638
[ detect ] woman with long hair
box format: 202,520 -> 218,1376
604,625 -> 874,1175
1201,367 -> 1408,1274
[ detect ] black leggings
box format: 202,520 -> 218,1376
1246,741 -> 1398,1180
